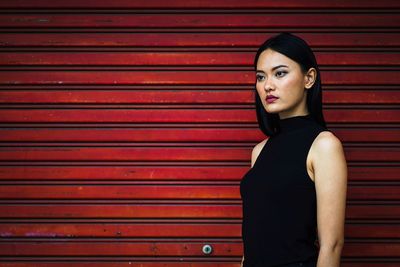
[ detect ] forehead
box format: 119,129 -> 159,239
256,49 -> 297,70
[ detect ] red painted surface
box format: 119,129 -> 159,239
0,52 -> 399,66
0,1 -> 399,266
0,70 -> 399,85
1,33 -> 400,47
1,14 -> 400,28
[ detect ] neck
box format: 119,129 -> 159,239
279,112 -> 310,120
278,113 -> 312,133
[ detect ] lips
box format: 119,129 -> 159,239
266,95 -> 278,103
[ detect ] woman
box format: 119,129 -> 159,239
240,32 -> 347,267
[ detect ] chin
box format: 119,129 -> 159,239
262,100 -> 283,113
264,106 -> 281,114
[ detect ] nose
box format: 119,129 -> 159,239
264,77 -> 274,91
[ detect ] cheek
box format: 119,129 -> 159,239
256,83 -> 264,96
280,76 -> 304,98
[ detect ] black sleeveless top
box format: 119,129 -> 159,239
240,114 -> 329,267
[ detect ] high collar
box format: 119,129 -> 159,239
278,114 -> 313,133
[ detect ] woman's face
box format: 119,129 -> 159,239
255,48 -> 316,119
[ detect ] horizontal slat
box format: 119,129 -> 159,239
318,91 -> 400,104
1,14 -> 399,28
346,224 -> 400,238
0,185 -> 399,200
0,33 -> 399,47
0,223 -> 242,238
0,128 -> 261,142
0,263 -> 399,267
0,146 -> 245,161
350,186 -> 400,200
344,243 -> 400,257
348,166 -> 400,181
0,204 -> 241,218
6,147 -> 253,161
1,223 -> 399,238
0,166 -> 397,181
1,52 -> 399,66
0,90 -> 256,103
0,109 -> 257,123
0,241 -> 242,256
0,204 -> 399,219
1,128 -> 398,142
0,52 -> 255,66
348,205 -> 400,219
0,166 -> 245,181
0,90 -> 399,104
0,147 -> 398,162
0,263 -> 241,267
0,241 -> 399,257
0,264 -> 400,267
0,109 -> 399,123
0,0 -> 398,9
0,70 -> 399,85
0,185 -> 240,199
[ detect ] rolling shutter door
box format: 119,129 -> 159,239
0,1 -> 399,266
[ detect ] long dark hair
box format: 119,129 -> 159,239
253,32 -> 327,136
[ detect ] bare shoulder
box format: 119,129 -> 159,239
313,130 -> 344,154
251,137 -> 269,168
310,130 -> 347,183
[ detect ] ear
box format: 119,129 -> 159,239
304,67 -> 317,90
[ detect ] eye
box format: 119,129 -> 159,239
256,74 -> 265,82
275,70 -> 287,77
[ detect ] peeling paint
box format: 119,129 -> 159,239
0,232 -> 12,237
25,232 -> 61,237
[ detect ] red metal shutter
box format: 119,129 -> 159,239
0,1 -> 399,266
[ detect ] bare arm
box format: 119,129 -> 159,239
312,132 -> 347,267
241,138 -> 269,266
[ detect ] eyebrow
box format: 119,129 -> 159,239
256,64 -> 289,73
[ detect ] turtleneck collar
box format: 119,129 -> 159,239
278,114 -> 313,133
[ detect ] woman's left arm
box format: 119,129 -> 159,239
312,131 -> 348,267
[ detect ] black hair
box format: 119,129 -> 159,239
253,32 -> 327,136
